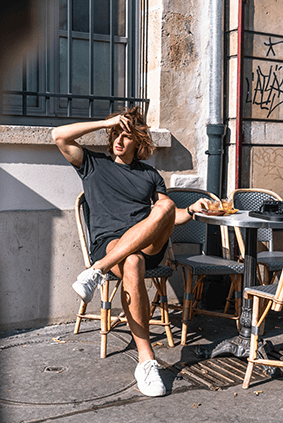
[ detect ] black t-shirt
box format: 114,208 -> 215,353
73,147 -> 167,247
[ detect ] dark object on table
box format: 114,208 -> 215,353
249,201 -> 283,221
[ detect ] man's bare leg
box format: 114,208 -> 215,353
98,204 -> 171,396
93,196 -> 175,274
113,251 -> 166,396
112,252 -> 154,363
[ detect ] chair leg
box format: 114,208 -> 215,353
258,298 -> 268,336
192,275 -> 205,311
242,360 -> 255,389
257,263 -> 264,285
223,277 -> 235,314
242,296 -> 260,389
181,268 -> 193,346
160,276 -> 174,347
150,291 -> 160,318
231,274 -> 242,318
151,277 -> 174,347
74,301 -> 87,334
100,280 -> 110,359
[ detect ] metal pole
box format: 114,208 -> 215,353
67,0 -> 72,117
89,0 -> 94,118
206,0 -> 226,256
22,55 -> 27,116
235,0 -> 244,189
109,0 -> 114,113
206,0 -> 226,198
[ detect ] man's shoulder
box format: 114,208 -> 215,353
83,148 -> 111,160
134,160 -> 164,186
135,160 -> 158,173
83,148 -> 114,165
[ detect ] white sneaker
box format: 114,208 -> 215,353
134,359 -> 166,397
72,268 -> 105,303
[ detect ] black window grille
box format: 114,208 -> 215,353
0,0 -> 149,126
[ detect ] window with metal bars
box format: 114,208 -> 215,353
0,0 -> 149,126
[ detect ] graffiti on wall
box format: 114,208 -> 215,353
244,36 -> 283,120
253,147 -> 283,185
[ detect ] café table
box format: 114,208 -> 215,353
194,210 -> 283,359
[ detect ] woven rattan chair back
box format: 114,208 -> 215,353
231,189 -> 282,247
167,188 -> 220,253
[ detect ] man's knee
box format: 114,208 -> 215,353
122,253 -> 146,294
154,197 -> 175,223
123,252 -> 145,273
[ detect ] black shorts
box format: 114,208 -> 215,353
90,229 -> 168,271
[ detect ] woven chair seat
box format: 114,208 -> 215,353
257,251 -> 283,272
106,265 -> 173,281
105,271 -> 120,281
145,265 -> 173,278
244,282 -> 278,298
175,254 -> 245,275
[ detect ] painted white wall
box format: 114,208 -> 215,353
0,145 -> 83,211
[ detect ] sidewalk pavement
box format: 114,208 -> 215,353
1,308 -> 283,423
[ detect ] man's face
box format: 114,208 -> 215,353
112,127 -> 137,164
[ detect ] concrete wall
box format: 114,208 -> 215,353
0,209 -> 84,330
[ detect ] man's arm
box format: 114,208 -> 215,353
174,198 -> 211,226
51,115 -> 130,167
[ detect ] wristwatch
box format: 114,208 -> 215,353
186,207 -> 194,217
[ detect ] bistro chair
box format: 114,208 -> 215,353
73,192 -> 174,358
167,188 -> 245,345
231,189 -> 283,285
242,270 -> 283,389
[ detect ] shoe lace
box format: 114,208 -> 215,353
143,360 -> 160,384
86,269 -> 105,289
96,271 -> 105,289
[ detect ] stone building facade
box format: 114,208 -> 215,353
1,0 -> 283,331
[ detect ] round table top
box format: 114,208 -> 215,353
194,210 -> 283,229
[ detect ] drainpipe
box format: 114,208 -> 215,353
206,0 -> 226,255
206,0 -> 226,198
235,0 -> 244,189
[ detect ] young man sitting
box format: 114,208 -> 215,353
52,107 -> 209,397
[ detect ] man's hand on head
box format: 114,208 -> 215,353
119,115 -> 131,133
105,115 -> 131,133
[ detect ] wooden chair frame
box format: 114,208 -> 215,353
242,270 -> 283,388
74,192 -> 174,358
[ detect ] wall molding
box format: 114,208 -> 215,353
0,126 -> 172,147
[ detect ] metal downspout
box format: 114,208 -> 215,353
235,0 -> 244,188
206,0 -> 226,256
206,0 -> 226,198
